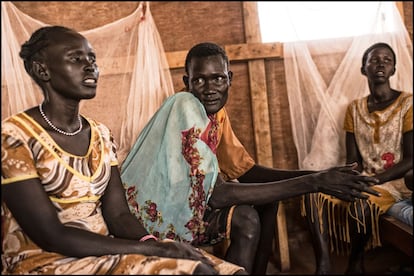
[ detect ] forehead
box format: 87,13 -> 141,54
188,55 -> 228,71
367,46 -> 394,57
47,31 -> 93,52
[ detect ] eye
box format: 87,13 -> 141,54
70,55 -> 82,62
214,75 -> 227,84
193,78 -> 205,86
87,55 -> 96,64
369,58 -> 378,64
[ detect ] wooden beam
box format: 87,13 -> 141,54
165,42 -> 283,69
242,2 -> 290,273
242,2 -> 273,167
99,42 -> 283,75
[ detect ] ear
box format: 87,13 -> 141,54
360,66 -> 366,76
391,66 -> 396,76
183,75 -> 189,90
32,61 -> 50,81
228,70 -> 233,85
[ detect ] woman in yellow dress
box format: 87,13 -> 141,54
1,25 -> 246,275
304,42 -> 412,274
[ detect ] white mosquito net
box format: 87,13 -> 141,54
1,1 -> 174,163
283,2 -> 413,170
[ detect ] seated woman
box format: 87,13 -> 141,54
1,25 -> 246,275
303,42 -> 412,274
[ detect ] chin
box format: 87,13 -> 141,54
206,107 -> 220,115
83,93 -> 97,100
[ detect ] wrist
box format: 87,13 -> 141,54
139,234 -> 158,242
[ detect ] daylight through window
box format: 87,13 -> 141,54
258,1 -> 398,42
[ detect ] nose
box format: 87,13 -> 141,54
203,78 -> 219,90
85,65 -> 96,73
84,61 -> 98,72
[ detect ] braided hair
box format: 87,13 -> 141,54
19,26 -> 75,81
184,42 -> 229,74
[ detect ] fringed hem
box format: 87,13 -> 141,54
301,188 -> 396,255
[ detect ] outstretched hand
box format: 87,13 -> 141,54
316,162 -> 380,202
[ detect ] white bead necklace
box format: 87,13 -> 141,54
38,104 -> 83,136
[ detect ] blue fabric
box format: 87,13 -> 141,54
386,198 -> 413,226
121,92 -> 219,244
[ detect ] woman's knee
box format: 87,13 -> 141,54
231,205 -> 260,238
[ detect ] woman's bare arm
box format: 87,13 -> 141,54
208,163 -> 379,209
2,167 -> 212,263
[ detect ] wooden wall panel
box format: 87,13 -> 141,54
12,2 -> 139,31
403,2 -> 413,42
149,1 -> 246,52
265,59 -> 298,170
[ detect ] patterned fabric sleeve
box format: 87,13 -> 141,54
403,104 -> 412,133
1,119 -> 39,184
93,119 -> 119,167
343,100 -> 355,133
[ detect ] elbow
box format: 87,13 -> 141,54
208,190 -> 228,209
208,194 -> 224,209
208,184 -> 234,209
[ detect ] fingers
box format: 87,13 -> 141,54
349,189 -> 370,200
359,175 -> 380,184
193,247 -> 215,266
354,181 -> 381,196
346,162 -> 358,170
333,163 -> 358,174
319,187 -> 356,202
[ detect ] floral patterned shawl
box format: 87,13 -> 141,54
121,92 -> 221,244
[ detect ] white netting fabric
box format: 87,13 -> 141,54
1,1 -> 174,162
284,2 -> 413,170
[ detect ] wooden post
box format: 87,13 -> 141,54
242,2 -> 290,272
242,2 -> 273,167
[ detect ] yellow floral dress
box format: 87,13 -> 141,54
1,112 -> 244,275
304,91 -> 413,253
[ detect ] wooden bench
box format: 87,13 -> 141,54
379,214 -> 413,257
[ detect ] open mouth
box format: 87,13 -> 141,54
83,78 -> 97,87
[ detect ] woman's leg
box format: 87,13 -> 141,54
304,194 -> 331,275
225,205 -> 261,274
252,202 -> 279,275
346,200 -> 371,275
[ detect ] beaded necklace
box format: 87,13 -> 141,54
39,104 -> 82,136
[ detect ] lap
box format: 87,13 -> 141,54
7,240 -> 244,275
386,199 -> 413,227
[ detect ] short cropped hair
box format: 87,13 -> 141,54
362,42 -> 396,67
184,42 -> 229,74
